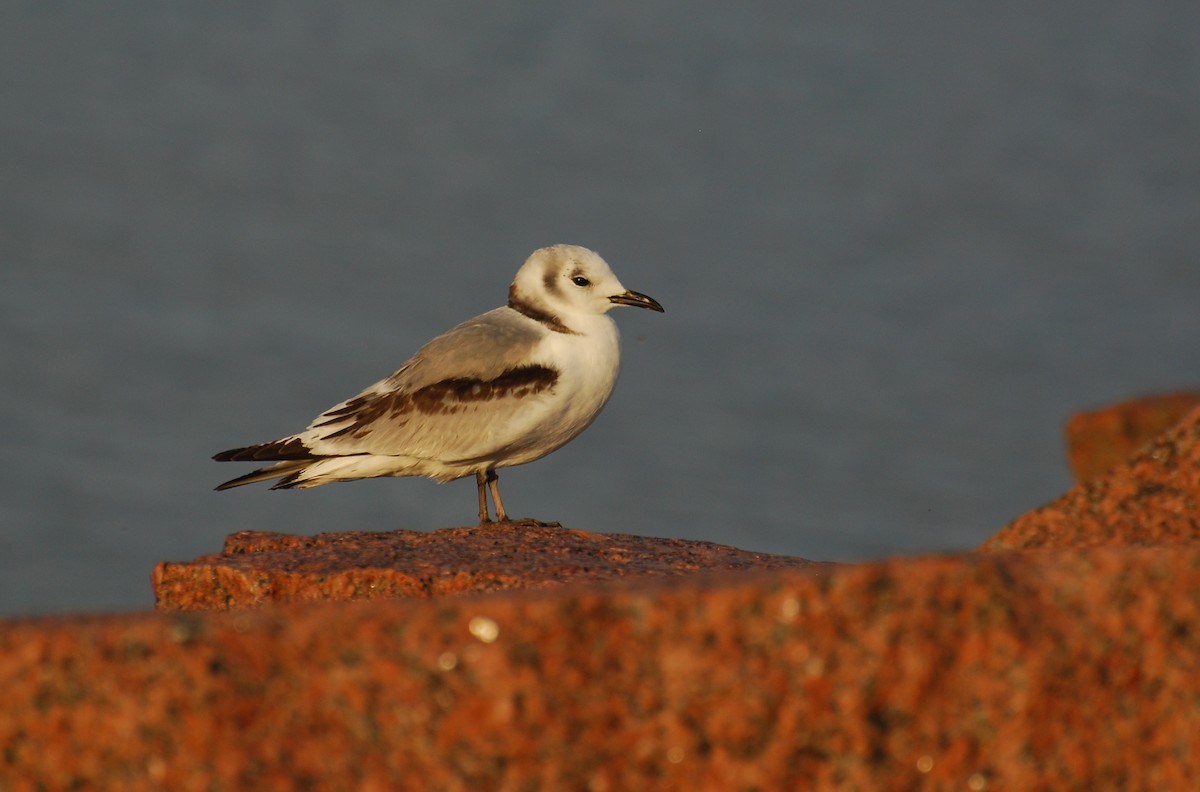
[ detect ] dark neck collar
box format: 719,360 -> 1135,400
508,287 -> 577,335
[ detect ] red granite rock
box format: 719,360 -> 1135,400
982,404 -> 1200,550
1064,391 -> 1200,482
153,522 -> 827,610
3,548 -> 1198,790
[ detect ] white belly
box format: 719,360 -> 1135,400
492,316 -> 622,468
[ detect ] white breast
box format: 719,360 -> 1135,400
500,314 -> 622,467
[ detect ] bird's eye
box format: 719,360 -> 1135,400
571,276 -> 591,287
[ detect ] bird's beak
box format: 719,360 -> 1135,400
609,289 -> 665,312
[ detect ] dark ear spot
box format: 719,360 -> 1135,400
542,264 -> 560,295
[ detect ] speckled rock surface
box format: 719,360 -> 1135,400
153,523 -> 827,610
982,404 -> 1200,550
5,548 -> 1198,790
1064,391 -> 1200,482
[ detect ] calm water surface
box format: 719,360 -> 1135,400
2,2 -> 1198,614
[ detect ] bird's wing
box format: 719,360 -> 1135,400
382,308 -> 546,391
302,308 -> 559,462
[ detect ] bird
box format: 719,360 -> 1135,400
213,243 -> 664,524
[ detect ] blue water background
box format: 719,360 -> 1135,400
2,3 -> 1198,614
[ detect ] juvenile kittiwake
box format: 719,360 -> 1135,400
213,243 -> 664,523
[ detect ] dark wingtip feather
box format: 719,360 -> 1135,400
212,437 -> 317,463
214,460 -> 309,491
214,470 -> 261,490
269,475 -> 301,490
213,467 -> 275,490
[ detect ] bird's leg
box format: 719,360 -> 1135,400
475,471 -> 492,524
485,469 -> 508,523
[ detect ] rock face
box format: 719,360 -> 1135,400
983,402 -> 1200,550
1064,391 -> 1200,482
5,550 -> 1199,790
4,392 -> 1200,790
153,523 -> 829,610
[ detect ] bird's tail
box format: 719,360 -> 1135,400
213,435 -> 321,491
214,460 -> 311,491
214,440 -> 423,490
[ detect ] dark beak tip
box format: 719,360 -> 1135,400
611,290 -> 665,313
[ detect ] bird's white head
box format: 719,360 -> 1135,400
508,244 -> 663,332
